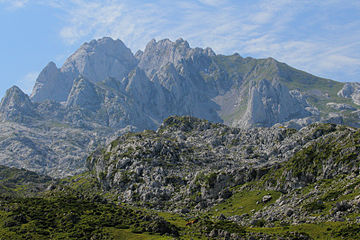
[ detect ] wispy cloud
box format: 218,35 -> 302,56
0,0 -> 29,9
2,0 -> 360,82
197,0 -> 227,7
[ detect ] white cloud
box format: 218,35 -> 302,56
318,55 -> 360,71
4,0 -> 360,82
197,0 -> 226,7
18,72 -> 38,94
0,0 -> 29,9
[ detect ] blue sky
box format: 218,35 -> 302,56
0,0 -> 359,98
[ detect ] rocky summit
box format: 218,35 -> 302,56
0,37 -> 359,177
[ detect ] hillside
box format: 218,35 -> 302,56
66,116 -> 360,239
1,117 -> 360,239
0,165 -> 53,197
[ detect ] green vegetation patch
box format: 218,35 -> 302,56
0,165 -> 53,197
0,194 -> 179,239
209,188 -> 282,217
250,222 -> 360,240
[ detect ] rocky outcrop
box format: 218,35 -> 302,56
327,102 -> 357,111
76,117 -> 360,234
86,116 -> 360,212
0,86 -> 38,123
337,82 -> 360,105
0,120 -> 105,178
66,77 -> 102,110
237,79 -> 311,128
138,38 -> 215,77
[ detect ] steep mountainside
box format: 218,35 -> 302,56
0,37 -> 359,177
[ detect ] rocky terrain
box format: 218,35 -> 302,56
71,116 -> 360,239
87,116 -> 303,208
0,36 -> 359,178
0,116 -> 359,239
86,116 -> 360,211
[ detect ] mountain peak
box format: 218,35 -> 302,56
80,37 -> 128,54
138,38 -> 213,76
2,86 -> 31,105
30,60 -> 67,102
88,36 -> 119,45
31,37 -> 137,103
0,85 -> 37,123
6,85 -> 23,94
46,61 -> 57,69
175,38 -> 190,48
61,37 -> 137,82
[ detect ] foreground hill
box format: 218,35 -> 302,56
0,37 -> 359,177
0,165 -> 53,197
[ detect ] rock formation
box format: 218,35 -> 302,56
0,37 -> 359,177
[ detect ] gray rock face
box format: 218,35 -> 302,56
31,37 -> 137,103
338,83 -> 356,98
61,37 -> 137,82
0,86 -> 38,123
66,77 -> 102,110
237,79 -> 311,128
337,82 -> 360,105
0,121 -> 104,177
30,62 -> 71,103
326,102 -> 357,111
87,116 -> 359,212
138,38 -> 215,77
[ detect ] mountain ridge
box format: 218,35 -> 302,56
0,37 -> 359,177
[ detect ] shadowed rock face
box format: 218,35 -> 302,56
30,62 -> 70,103
66,77 -> 102,110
